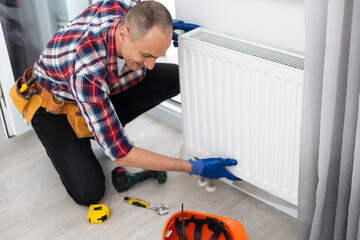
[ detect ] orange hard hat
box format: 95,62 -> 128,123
163,210 -> 247,240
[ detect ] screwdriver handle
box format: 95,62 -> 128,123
124,197 -> 150,209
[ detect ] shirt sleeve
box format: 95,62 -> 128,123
70,36 -> 133,160
70,73 -> 133,160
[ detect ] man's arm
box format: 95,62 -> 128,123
116,147 -> 241,181
115,147 -> 192,173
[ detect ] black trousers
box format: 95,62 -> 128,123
31,63 -> 179,206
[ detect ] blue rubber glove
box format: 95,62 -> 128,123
189,158 -> 241,180
172,19 -> 200,47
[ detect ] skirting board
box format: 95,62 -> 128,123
146,100 -> 183,131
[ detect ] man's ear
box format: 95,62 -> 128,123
119,26 -> 129,41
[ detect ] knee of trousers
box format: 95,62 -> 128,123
70,180 -> 106,206
161,74 -> 180,98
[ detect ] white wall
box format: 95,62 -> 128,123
155,0 -> 176,19
175,0 -> 305,54
66,0 -> 92,20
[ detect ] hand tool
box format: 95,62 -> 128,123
87,204 -> 110,224
124,196 -> 169,215
19,74 -> 36,93
18,75 -> 37,99
112,167 -> 167,192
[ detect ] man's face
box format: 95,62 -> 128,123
118,26 -> 172,71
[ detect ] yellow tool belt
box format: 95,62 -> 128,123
9,66 -> 93,138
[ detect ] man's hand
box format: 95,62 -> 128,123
172,19 -> 200,47
189,158 -> 241,180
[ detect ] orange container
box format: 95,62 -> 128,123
163,210 -> 247,240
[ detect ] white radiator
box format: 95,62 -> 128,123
178,28 -> 304,205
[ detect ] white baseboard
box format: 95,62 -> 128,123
146,100 -> 183,131
220,178 -> 298,218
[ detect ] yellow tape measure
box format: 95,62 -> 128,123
87,204 -> 110,224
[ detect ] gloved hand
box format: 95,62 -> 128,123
172,19 -> 200,47
189,158 -> 241,180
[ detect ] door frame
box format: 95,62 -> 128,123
0,22 -> 32,138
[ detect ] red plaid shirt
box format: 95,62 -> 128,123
34,0 -> 145,160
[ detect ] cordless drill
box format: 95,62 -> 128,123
111,167 -> 167,192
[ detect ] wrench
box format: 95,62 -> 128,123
124,197 -> 169,215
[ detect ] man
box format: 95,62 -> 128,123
29,0 -> 239,206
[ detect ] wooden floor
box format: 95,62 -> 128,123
0,114 -> 297,239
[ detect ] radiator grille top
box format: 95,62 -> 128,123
189,31 -> 304,70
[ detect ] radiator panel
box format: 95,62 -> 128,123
179,29 -> 303,205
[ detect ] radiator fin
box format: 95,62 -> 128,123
189,31 -> 304,70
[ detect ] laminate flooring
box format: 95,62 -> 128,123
0,114 -> 297,239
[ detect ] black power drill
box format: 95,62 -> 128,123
111,167 -> 167,192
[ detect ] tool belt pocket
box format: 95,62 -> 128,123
9,66 -> 93,138
66,104 -> 94,138
9,72 -> 42,124
10,77 -> 30,114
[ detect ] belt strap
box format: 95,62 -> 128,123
27,67 -> 71,115
35,81 -> 68,114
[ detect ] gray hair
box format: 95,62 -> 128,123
122,1 -> 173,42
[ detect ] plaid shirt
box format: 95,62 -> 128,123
34,0 -> 146,160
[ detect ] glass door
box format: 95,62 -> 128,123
0,0 -> 91,138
